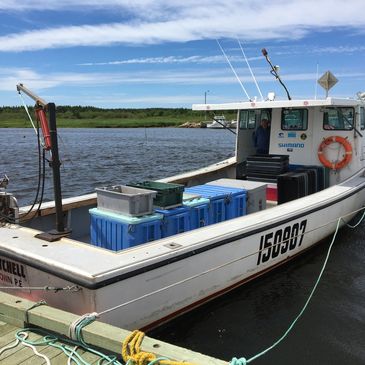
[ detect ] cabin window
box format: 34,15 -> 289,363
239,110 -> 256,129
239,109 -> 271,129
322,107 -> 354,130
281,109 -> 308,130
360,107 -> 365,130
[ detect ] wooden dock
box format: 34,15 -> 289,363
0,291 -> 227,364
0,321 -> 108,364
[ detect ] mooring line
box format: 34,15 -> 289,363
0,285 -> 81,292
230,208 -> 365,365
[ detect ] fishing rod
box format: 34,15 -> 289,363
262,48 -> 292,100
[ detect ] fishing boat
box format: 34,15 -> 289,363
1,54 -> 365,332
206,115 -> 228,129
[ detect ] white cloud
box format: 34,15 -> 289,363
77,55 -> 262,66
311,46 -> 365,54
0,1 -> 364,51
2,66 -> 364,93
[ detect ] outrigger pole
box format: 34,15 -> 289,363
16,84 -> 70,241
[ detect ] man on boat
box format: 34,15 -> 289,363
253,119 -> 270,154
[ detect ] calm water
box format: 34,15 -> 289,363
1,128 -> 364,364
0,128 -> 235,206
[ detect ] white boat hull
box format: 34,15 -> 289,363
1,171 -> 364,330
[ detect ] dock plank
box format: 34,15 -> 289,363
0,332 -> 44,363
20,345 -> 54,365
0,327 -> 19,348
0,328 -> 112,365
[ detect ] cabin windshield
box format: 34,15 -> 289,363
323,107 -> 354,130
281,108 -> 308,130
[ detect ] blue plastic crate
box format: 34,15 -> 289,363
185,186 -> 226,224
183,197 -> 210,229
207,185 -> 247,219
89,208 -> 162,251
155,206 -> 190,238
185,185 -> 246,223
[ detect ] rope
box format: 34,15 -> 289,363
18,92 -> 42,144
0,285 -> 81,291
0,331 -> 51,364
13,328 -> 123,365
121,330 -> 196,365
229,209 -> 365,364
68,312 -> 99,347
24,300 -> 47,324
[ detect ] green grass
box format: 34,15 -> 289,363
56,117 -> 195,128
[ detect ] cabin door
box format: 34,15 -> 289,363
236,109 -> 272,163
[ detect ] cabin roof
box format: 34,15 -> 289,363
192,97 -> 363,111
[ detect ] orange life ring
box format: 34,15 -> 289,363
317,136 -> 352,170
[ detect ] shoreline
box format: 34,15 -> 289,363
0,107 -> 236,128
0,120 -> 207,128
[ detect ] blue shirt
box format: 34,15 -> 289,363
253,126 -> 270,153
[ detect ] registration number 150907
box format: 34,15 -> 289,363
257,219 -> 307,265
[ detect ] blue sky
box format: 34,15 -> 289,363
0,0 -> 364,108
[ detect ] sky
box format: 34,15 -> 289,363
0,0 -> 365,108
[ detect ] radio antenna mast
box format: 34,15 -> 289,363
262,48 -> 291,100
216,39 -> 251,101
237,39 -> 264,101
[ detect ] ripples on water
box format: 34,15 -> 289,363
1,128 -> 364,364
0,128 -> 235,206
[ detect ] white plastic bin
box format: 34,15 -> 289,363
96,185 -> 157,216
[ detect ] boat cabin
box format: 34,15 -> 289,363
194,97 -> 365,186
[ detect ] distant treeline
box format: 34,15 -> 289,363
0,106 -> 236,128
0,105 -> 203,120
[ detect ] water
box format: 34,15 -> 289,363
1,128 -> 364,364
0,128 -> 235,206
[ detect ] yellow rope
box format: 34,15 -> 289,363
122,330 -> 197,365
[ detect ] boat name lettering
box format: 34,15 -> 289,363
0,258 -> 27,287
278,143 -> 305,148
257,220 -> 307,265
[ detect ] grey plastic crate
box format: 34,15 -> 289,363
95,185 -> 157,216
207,178 -> 267,214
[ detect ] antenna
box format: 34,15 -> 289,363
216,39 -> 251,101
314,63 -> 319,100
237,39 -> 264,101
262,48 -> 292,100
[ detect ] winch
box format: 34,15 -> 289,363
0,175 -> 19,224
